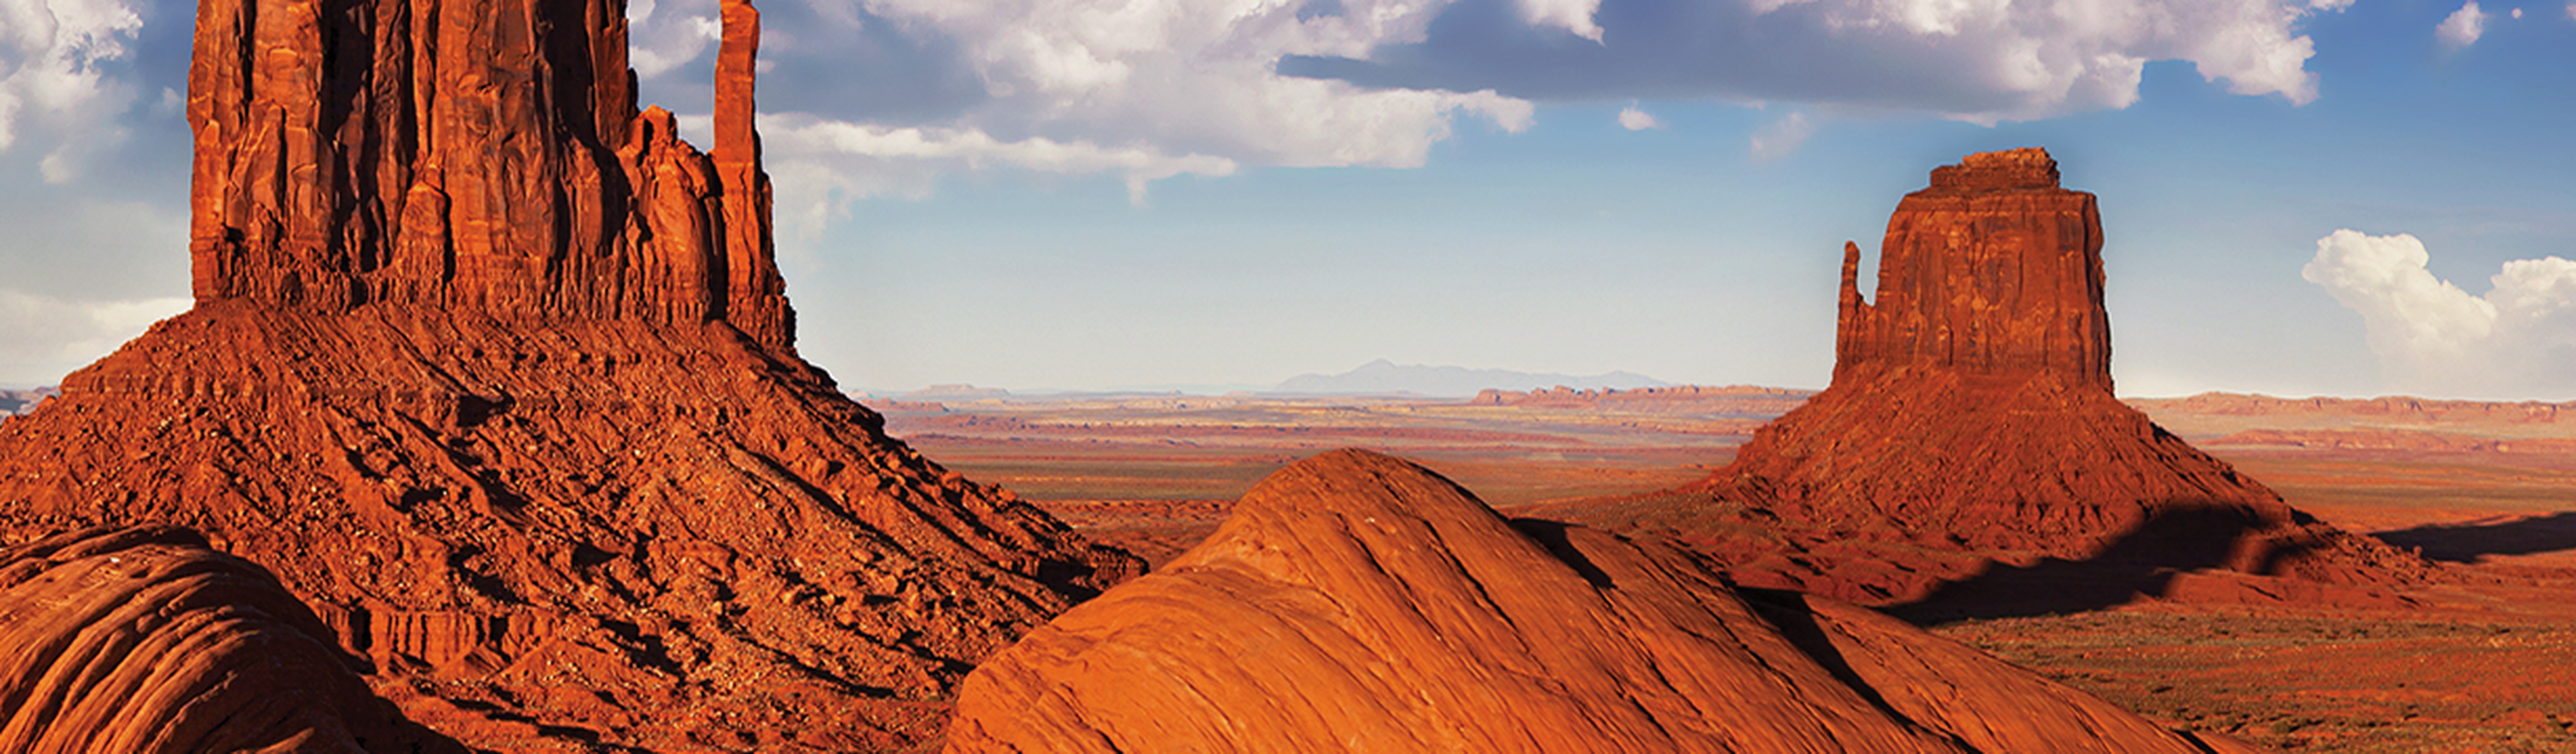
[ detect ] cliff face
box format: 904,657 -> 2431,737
1656,149 -> 2424,609
188,0 -> 790,349
1834,148 -> 2110,390
0,0 -> 1135,748
945,450 -> 2257,754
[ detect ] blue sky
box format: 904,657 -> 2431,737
1,0 -> 2570,398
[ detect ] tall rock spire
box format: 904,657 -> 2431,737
713,0 -> 791,348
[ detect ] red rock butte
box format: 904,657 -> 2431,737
0,0 -> 1136,749
945,449 -> 2263,754
1648,148 -> 2425,613
1835,148 -> 2108,389
189,0 -> 791,350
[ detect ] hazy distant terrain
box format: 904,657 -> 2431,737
1272,359 -> 1668,396
0,388 -> 54,418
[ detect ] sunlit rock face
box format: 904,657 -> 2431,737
0,0 -> 1138,748
187,0 -> 790,350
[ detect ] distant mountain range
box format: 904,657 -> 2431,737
1274,359 -> 1669,396
0,387 -> 56,419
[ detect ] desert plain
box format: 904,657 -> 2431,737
872,385 -> 2576,752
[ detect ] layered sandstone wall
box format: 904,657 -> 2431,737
1836,147 -> 2110,390
188,0 -> 791,349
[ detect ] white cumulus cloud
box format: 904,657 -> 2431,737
624,0 -> 1536,214
1617,104 -> 1661,130
1287,0 -> 2355,124
1749,111 -> 1814,161
2303,229 -> 2576,398
1520,0 -> 1605,41
752,113 -> 1238,212
0,0 -> 145,177
2437,0 -> 2487,48
0,290 -> 187,383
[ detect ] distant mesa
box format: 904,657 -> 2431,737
1612,148 -> 2427,614
2205,427 -> 2576,454
1277,358 -> 1668,396
1471,384 -> 1812,416
0,0 -> 1135,748
2132,391 -> 2576,429
947,449 -> 2257,754
901,384 -> 1015,401
0,525 -> 462,753
0,387 -> 53,420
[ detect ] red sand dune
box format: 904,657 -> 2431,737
947,449 -> 2259,753
0,525 -> 461,753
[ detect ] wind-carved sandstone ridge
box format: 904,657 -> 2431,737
946,449 -> 2264,754
0,525 -> 465,753
1642,149 -> 2429,613
0,0 -> 1138,749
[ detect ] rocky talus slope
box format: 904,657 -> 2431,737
0,0 -> 1135,748
945,449 -> 2262,754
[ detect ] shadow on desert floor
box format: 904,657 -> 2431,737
1885,507 -> 2265,625
2374,511 -> 2576,563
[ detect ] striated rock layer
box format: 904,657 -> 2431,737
0,525 -> 461,753
1645,149 -> 2425,611
947,449 -> 2259,754
189,0 -> 791,349
0,0 -> 1137,749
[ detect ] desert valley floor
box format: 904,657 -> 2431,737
868,386 -> 2576,752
